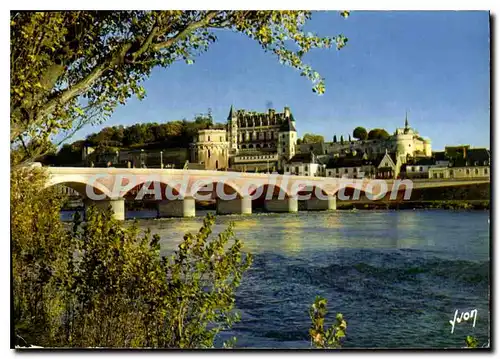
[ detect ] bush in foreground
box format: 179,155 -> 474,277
12,168 -> 252,348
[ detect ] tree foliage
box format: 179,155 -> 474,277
11,11 -> 349,165
302,133 -> 324,144
367,128 -> 390,140
309,296 -> 347,349
352,126 -> 367,140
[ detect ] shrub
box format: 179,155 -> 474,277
309,296 -> 347,349
12,168 -> 252,348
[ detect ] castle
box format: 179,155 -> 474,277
190,106 -> 432,173
190,106 -> 298,171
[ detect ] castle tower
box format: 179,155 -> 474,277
190,129 -> 229,170
227,105 -> 238,154
277,107 -> 297,168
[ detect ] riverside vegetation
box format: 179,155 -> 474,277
13,167 -> 348,348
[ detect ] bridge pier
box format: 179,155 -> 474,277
264,197 -> 298,213
84,198 -> 125,221
216,196 -> 252,215
157,197 -> 196,218
306,195 -> 337,211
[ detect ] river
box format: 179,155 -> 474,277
61,209 -> 490,349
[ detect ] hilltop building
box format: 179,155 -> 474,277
189,108 -> 438,177
321,114 -> 432,159
190,106 -> 298,172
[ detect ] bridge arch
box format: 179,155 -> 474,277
45,175 -> 113,199
189,180 -> 244,201
332,181 -> 385,201
121,179 -> 185,201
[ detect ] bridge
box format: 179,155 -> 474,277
45,166 -> 490,220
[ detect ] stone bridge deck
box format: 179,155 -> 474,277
45,166 -> 489,220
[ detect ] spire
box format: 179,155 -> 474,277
227,105 -> 234,120
404,111 -> 409,129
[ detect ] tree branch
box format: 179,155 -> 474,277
152,11 -> 219,51
128,19 -> 160,62
37,42 -> 133,122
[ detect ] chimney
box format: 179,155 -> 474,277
284,106 -> 290,118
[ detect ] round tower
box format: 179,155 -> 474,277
190,129 -> 229,170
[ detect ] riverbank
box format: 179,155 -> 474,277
335,199 -> 489,210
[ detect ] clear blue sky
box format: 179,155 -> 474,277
71,11 -> 490,151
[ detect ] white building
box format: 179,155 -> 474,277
284,153 -> 325,177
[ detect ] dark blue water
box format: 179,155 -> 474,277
61,209 -> 490,348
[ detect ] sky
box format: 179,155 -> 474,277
70,11 -> 490,151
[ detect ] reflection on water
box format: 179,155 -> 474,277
59,209 -> 490,348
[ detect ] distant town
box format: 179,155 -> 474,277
43,106 -> 490,181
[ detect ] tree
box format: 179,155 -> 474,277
352,126 -> 367,140
333,135 -> 337,143
340,135 -> 344,144
11,11 -> 349,165
367,128 -> 390,140
302,133 -> 324,144
348,134 -> 351,142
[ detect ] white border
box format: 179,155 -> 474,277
2,2 -> 496,358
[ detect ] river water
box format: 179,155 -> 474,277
61,209 -> 490,349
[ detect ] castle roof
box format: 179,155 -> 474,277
289,152 -> 315,164
326,153 -> 368,168
279,116 -> 296,132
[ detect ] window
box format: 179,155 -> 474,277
208,136 -> 210,141
336,168 -> 339,173
220,136 -> 223,141
345,168 -> 348,174
295,166 -> 299,173
419,166 -> 423,172
216,160 -> 219,169
475,168 -> 479,175
208,150 -> 211,158
466,169 -> 470,175
409,144 -> 411,147
485,168 -> 488,175
433,173 -> 438,179
449,170 -> 454,177
439,173 -> 444,179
